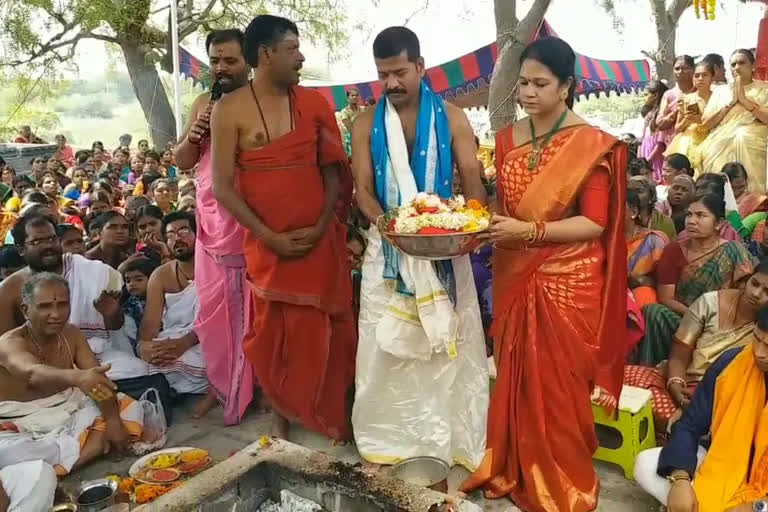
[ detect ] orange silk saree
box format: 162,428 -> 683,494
237,86 -> 356,440
460,125 -> 628,511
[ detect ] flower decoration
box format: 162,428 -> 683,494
388,193 -> 490,235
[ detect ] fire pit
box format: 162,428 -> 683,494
132,439 -> 481,512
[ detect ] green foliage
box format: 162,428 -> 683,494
53,92 -> 115,119
574,92 -> 645,128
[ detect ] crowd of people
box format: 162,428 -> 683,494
0,12 -> 767,512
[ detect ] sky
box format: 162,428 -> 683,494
68,0 -> 765,83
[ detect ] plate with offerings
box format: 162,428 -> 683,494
128,447 -> 213,485
377,193 -> 490,260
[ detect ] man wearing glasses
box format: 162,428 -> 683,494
0,214 -> 172,413
137,211 -> 211,417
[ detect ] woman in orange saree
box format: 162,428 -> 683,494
460,37 -> 628,512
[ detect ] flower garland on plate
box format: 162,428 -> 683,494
693,0 -> 717,20
387,193 -> 490,235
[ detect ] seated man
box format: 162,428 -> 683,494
0,273 -> 143,509
634,305 -> 768,512
0,214 -> 173,418
138,212 -> 210,412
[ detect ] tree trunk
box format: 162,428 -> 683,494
488,0 -> 553,131
651,13 -> 677,83
120,40 -> 177,149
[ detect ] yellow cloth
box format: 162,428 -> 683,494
693,344 -> 768,511
693,81 -> 768,192
5,197 -> 21,213
665,92 -> 710,173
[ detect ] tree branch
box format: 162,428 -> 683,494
178,0 -> 220,39
402,0 -> 430,26
516,0 -> 552,42
669,0 -> 691,22
495,0 -> 519,47
0,29 -> 117,68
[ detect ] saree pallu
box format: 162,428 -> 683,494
737,191 -> 768,218
460,125 -> 627,511
635,241 -> 754,366
628,230 -> 668,308
694,82 -> 768,193
238,86 -> 356,440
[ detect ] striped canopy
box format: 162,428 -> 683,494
177,19 -> 651,111
312,20 -> 651,111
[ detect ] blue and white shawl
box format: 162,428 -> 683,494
370,81 -> 456,301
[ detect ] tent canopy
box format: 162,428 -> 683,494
178,20 -> 651,112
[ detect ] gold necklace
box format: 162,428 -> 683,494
27,323 -> 61,365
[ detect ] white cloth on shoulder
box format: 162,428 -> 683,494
149,282 -> 208,394
0,460 -> 57,512
352,97 -> 488,470
63,254 -> 149,380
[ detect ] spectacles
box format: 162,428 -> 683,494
165,227 -> 192,241
25,234 -> 59,247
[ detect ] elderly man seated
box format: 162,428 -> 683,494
0,214 -> 173,420
634,305 -> 768,512
0,272 -> 143,511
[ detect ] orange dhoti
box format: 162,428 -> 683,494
238,87 -> 356,440
461,126 -> 628,511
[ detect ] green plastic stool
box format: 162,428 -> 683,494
592,385 -> 656,480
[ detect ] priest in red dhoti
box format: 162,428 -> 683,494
209,14 -> 356,440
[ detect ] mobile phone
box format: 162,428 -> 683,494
685,103 -> 699,115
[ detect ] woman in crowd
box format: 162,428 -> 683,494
460,37 -> 628,511
87,191 -> 113,218
665,174 -> 696,234
340,88 -> 364,156
627,157 -> 653,180
656,153 -> 693,206
627,188 -> 669,308
126,155 -> 145,186
133,204 -> 171,264
626,260 -> 768,432
639,80 -> 670,182
160,150 -> 177,180
628,176 -> 677,241
4,176 -> 32,213
29,156 -> 45,177
636,193 -> 754,366
723,161 -> 767,224
1,165 -> 15,187
695,49 -> 768,193
54,134 -> 75,168
654,56 -> 695,159
63,167 -> 90,202
151,179 -> 175,214
137,139 -> 150,157
683,172 -> 746,241
39,172 -> 70,209
665,60 -> 714,166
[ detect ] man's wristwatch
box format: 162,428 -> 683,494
754,500 -> 768,512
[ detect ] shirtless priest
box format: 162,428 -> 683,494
0,273 -> 142,510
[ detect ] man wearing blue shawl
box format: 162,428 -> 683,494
350,26 -> 489,471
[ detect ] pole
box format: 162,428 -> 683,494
169,0 -> 183,141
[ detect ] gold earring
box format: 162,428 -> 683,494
560,92 -> 568,100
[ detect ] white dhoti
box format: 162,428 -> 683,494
0,460 -> 57,512
150,282 -> 208,395
0,388 -> 143,475
353,230 -> 489,469
63,253 -> 149,380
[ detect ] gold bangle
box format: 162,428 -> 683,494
667,474 -> 691,485
666,376 -> 687,391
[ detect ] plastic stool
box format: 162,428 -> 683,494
592,385 -> 656,480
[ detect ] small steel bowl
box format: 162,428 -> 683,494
390,456 -> 450,491
377,215 -> 486,261
74,478 -> 117,511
